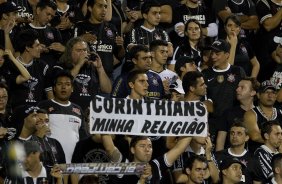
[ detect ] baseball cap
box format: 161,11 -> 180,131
274,36 -> 282,45
10,105 -> 40,134
24,141 -> 42,155
209,39 -> 231,53
259,80 -> 276,93
0,2 -> 21,14
169,79 -> 185,94
219,157 -> 245,171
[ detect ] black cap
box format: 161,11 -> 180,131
10,105 -> 40,135
209,39 -> 231,53
0,2 -> 21,14
24,141 -> 42,155
259,80 -> 276,93
219,157 -> 246,170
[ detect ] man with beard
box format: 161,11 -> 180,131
244,80 -> 282,152
254,121 -> 282,182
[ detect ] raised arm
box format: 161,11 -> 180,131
101,134 -> 122,162
5,50 -> 31,84
243,110 -> 264,143
165,137 -> 192,166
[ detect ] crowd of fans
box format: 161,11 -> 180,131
0,0 -> 282,183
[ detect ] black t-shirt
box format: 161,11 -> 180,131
9,59 -> 52,109
74,21 -> 119,77
72,137 -> 112,184
247,107 -> 282,153
111,155 -> 170,184
215,149 -> 262,183
202,65 -> 246,118
234,39 -> 255,76
50,4 -> 84,45
13,24 -> 64,67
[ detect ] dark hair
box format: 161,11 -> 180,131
0,82 -> 9,91
36,0 -> 57,10
59,37 -> 87,69
141,0 -> 160,15
224,15 -> 241,27
271,153 -> 282,173
149,40 -> 168,52
261,120 -> 281,140
240,77 -> 259,92
129,44 -> 150,60
185,19 -> 202,35
15,29 -> 39,53
86,0 -> 98,19
230,120 -> 249,135
52,70 -> 74,87
185,155 -> 207,170
127,70 -> 146,85
182,71 -> 204,94
130,136 -> 150,148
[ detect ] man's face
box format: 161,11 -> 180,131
28,39 -> 41,59
71,41 -> 88,65
24,112 -> 38,131
186,22 -> 201,41
192,77 -> 207,97
36,6 -> 55,26
131,138 -> 153,162
35,112 -> 49,130
229,126 -> 248,147
53,76 -> 73,102
23,152 -> 40,171
267,125 -> 282,149
129,74 -> 149,98
258,89 -> 277,107
88,0 -> 107,23
186,160 -> 207,184
152,46 -> 168,65
0,87 -> 8,112
211,51 -> 229,69
236,80 -> 254,101
223,163 -> 242,183
143,7 -> 161,27
134,51 -> 152,71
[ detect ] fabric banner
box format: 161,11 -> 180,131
58,162 -> 145,175
90,96 -> 208,136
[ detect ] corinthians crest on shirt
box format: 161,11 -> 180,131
227,73 -> 236,83
105,27 -> 114,39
